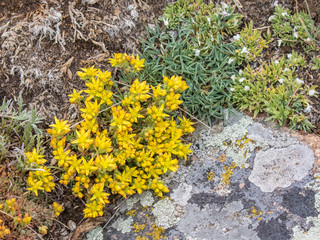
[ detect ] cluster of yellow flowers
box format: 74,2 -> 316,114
25,148 -> 55,196
13,213 -> 32,228
52,202 -> 64,217
0,198 -> 32,238
0,219 -> 10,239
27,54 -> 194,219
109,53 -> 145,72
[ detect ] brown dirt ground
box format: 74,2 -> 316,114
0,0 -> 320,239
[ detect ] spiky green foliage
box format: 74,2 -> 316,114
161,0 -> 242,44
139,23 -> 238,124
270,5 -> 320,51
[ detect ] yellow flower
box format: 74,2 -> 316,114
47,117 -> 70,137
38,225 -> 48,235
77,66 -> 98,80
128,105 -> 144,123
72,128 -> 94,150
129,79 -> 151,101
25,148 -> 47,165
22,213 -> 32,225
132,55 -> 145,71
165,92 -> 183,111
179,116 -> 195,133
96,69 -> 112,84
68,89 -> 83,104
95,154 -> 117,171
27,179 -> 44,196
97,90 -> 113,105
132,177 -> 147,194
94,135 -> 113,153
80,99 -> 101,120
53,147 -> 71,168
109,53 -> 125,67
147,105 -> 169,121
110,106 -> 132,132
80,118 -> 99,133
90,183 -> 110,204
53,202 -> 64,217
163,75 -> 188,92
151,84 -> 167,99
85,77 -> 105,97
79,157 -> 98,176
83,201 -> 104,218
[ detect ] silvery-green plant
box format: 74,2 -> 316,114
0,94 -> 44,162
231,51 -> 318,131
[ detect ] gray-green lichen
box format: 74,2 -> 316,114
85,226 -> 103,240
139,191 -> 155,207
205,116 -> 255,167
152,198 -> 180,229
112,216 -> 134,234
293,173 -> 320,239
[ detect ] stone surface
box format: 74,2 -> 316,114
86,111 -> 319,240
249,145 -> 314,192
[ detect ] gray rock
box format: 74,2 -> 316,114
249,144 -> 314,192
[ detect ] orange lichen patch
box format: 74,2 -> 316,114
235,133 -> 253,150
133,222 -> 146,232
145,224 -> 167,240
127,210 -> 137,217
250,206 -> 263,221
207,172 -> 215,181
219,154 -> 226,162
221,162 -> 237,186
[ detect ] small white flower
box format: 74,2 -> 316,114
281,12 -> 289,17
274,60 -> 279,65
308,89 -> 317,96
244,86 -> 250,91
239,77 -> 245,83
268,15 -> 275,22
293,31 -> 298,38
239,70 -> 243,76
296,78 -> 304,85
284,68 -> 290,72
233,34 -> 241,41
234,19 -> 238,26
274,0 -> 279,6
306,38 -> 311,42
278,78 -> 284,84
304,103 -> 312,113
195,49 -> 200,57
228,58 -> 234,64
277,39 -> 282,47
163,18 -> 169,26
231,75 -> 236,82
207,17 -> 211,25
287,53 -> 292,59
221,2 -> 228,10
240,47 -> 249,54
230,88 -> 235,92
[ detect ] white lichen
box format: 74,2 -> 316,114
204,116 -> 254,167
152,198 -> 180,229
112,216 -> 134,234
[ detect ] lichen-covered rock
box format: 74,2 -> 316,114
249,145 -> 314,192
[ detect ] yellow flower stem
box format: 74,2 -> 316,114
0,209 -> 44,240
